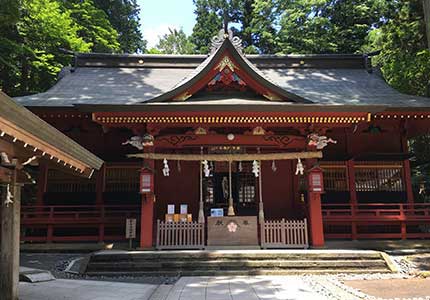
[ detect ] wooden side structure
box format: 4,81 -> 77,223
156,220 -> 205,250
0,91 -> 103,300
260,219 -> 308,249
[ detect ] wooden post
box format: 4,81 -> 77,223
424,0 -> 430,50
258,160 -> 264,223
347,160 -> 358,240
400,204 -> 407,239
198,160 -> 205,223
95,164 -> 105,207
308,191 -> 325,247
0,176 -> 21,300
227,160 -> 235,216
36,163 -> 48,207
403,159 -> 414,204
140,149 -> 155,249
306,160 -> 325,247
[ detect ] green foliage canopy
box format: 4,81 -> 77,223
0,0 -> 146,96
93,0 -> 146,53
156,28 -> 195,54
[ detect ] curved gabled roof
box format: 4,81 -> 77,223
145,37 -> 312,104
14,36 -> 430,108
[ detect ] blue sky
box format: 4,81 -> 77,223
138,0 -> 197,48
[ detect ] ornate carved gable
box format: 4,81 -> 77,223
145,30 -> 312,104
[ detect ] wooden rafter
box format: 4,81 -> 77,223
0,117 -> 89,174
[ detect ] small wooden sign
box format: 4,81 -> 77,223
125,218 -> 136,239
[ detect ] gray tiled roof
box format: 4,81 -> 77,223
16,67 -> 193,106
16,62 -> 429,108
262,68 -> 429,107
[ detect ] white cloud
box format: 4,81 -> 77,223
143,24 -> 181,48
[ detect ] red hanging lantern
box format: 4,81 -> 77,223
140,167 -> 153,194
308,166 -> 324,193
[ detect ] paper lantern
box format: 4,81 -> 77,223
140,168 -> 153,194
308,166 -> 324,193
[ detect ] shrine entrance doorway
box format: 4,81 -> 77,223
203,162 -> 258,217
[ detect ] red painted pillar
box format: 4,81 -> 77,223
347,160 -> 358,240
308,192 -> 325,247
36,163 -> 48,207
306,164 -> 325,247
403,159 -> 414,204
140,194 -> 155,248
140,151 -> 155,249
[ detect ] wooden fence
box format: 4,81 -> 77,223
156,220 -> 205,250
260,219 -> 309,249
21,205 -> 139,242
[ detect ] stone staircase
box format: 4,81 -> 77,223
83,250 -> 394,276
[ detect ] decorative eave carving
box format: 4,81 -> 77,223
172,91 -> 192,101
216,56 -> 237,72
211,29 -> 243,54
263,92 -> 282,101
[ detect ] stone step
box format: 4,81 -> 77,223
85,268 -> 391,277
90,252 -> 383,263
84,250 -> 393,276
86,259 -> 387,272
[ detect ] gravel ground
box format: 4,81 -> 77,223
20,253 -> 172,285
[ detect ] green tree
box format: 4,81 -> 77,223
156,28 -> 195,54
366,0 -> 430,97
250,0 -> 280,53
275,0 -> 389,54
93,0 -> 146,53
0,0 -> 91,96
65,0 -> 121,53
190,0 -> 222,54
0,0 -> 22,94
277,0 -> 336,54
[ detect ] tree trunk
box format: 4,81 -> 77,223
424,0 -> 430,50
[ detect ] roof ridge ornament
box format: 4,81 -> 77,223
210,28 -> 243,54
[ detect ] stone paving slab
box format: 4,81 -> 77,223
19,279 -> 158,300
344,278 -> 430,299
150,276 -> 328,300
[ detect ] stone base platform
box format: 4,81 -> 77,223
83,249 -> 395,276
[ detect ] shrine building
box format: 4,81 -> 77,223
14,29 -> 430,249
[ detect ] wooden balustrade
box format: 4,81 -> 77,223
21,205 -> 140,242
260,219 -> 309,249
322,203 -> 430,220
322,202 -> 430,239
156,220 -> 205,250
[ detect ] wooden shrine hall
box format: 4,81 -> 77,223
13,28 -> 430,250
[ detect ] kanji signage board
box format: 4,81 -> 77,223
125,218 -> 136,239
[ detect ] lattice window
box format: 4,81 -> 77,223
47,169 -> 96,193
354,161 -> 405,192
321,161 -> 348,192
238,172 -> 256,203
203,177 -> 214,204
105,166 -> 140,192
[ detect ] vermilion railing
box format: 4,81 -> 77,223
21,205 -> 140,242
322,203 -> 430,220
322,202 -> 430,239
